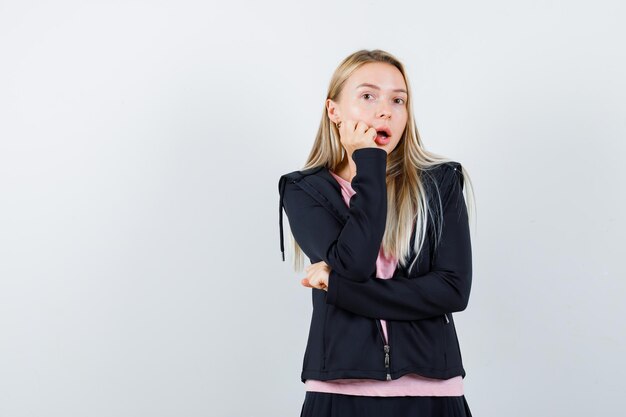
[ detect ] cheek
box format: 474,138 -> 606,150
395,112 -> 408,134
395,109 -> 408,122
346,106 -> 367,118
344,99 -> 370,114
388,134 -> 403,152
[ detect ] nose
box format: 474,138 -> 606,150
377,102 -> 391,119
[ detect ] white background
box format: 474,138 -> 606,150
1,1 -> 625,416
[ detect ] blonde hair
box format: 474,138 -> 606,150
288,49 -> 476,274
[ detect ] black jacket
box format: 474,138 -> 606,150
278,147 -> 472,382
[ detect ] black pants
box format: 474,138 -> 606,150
300,391 -> 473,417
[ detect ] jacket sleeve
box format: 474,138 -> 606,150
325,163 -> 472,320
280,147 -> 388,280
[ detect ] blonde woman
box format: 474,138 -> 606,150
278,49 -> 475,416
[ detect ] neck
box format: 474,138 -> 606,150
334,156 -> 357,183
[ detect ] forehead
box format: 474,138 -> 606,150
346,62 -> 407,92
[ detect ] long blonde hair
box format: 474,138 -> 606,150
289,49 -> 476,274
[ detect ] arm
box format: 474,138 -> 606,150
280,147 -> 387,280
325,163 -> 472,321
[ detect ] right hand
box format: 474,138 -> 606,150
338,119 -> 379,158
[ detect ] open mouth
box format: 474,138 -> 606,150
375,130 -> 391,145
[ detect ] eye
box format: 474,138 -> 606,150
362,93 -> 374,100
395,98 -> 406,104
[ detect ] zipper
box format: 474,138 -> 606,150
384,344 -> 391,381
322,305 -> 328,370
443,313 -> 449,367
375,319 -> 392,381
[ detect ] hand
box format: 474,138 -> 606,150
301,260 -> 331,292
338,119 -> 379,159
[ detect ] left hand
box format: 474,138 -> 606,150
301,261 -> 331,292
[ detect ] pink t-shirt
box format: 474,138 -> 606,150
303,170 -> 464,396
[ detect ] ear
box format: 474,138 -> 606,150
326,98 -> 340,124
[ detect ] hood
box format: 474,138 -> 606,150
278,165 -> 335,261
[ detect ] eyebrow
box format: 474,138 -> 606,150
355,83 -> 407,94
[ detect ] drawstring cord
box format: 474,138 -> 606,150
278,176 -> 287,261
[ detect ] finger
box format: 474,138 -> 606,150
301,278 -> 313,288
307,277 -> 323,290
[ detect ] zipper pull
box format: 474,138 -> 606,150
384,344 -> 391,380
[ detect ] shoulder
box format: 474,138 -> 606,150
421,161 -> 465,206
434,161 -> 462,176
278,165 -> 324,191
278,165 -> 339,212
423,161 -> 463,185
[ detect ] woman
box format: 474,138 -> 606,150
278,49 -> 476,417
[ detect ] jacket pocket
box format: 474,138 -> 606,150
303,291 -> 328,372
323,305 -> 384,373
392,317 -> 444,372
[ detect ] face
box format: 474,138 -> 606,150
326,62 -> 409,155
